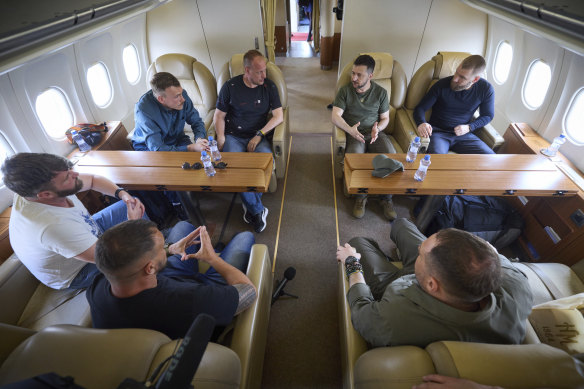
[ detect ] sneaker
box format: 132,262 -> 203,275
252,207 -> 269,233
380,198 -> 397,221
242,203 -> 252,224
353,197 -> 367,219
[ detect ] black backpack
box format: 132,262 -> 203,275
427,195 -> 524,250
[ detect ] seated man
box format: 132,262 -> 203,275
332,54 -> 396,220
413,55 -> 495,154
336,218 -> 533,348
213,50 -> 283,233
87,220 -> 257,340
2,153 -> 197,290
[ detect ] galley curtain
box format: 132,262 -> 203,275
312,0 -> 320,52
261,0 -> 276,62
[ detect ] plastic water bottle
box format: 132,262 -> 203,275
71,130 -> 91,152
201,151 -> 215,177
208,135 -> 221,161
540,134 -> 566,157
414,155 -> 431,182
406,136 -> 421,162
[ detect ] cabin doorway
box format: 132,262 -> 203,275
288,0 -> 318,58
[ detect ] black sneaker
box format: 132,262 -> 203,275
252,207 -> 268,233
242,203 -> 252,224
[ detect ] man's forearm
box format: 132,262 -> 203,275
259,114 -> 283,135
207,254 -> 253,286
87,175 -> 122,197
332,113 -> 353,133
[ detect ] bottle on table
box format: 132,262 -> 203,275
406,136 -> 421,162
71,130 -> 91,152
540,134 -> 566,157
208,135 -> 221,161
414,155 -> 431,182
201,151 -> 216,177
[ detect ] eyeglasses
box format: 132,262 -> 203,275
181,162 -> 228,170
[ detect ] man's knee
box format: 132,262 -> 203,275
390,218 -> 417,240
348,236 -> 378,254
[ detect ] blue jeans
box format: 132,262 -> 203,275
428,130 -> 495,154
223,134 -> 272,215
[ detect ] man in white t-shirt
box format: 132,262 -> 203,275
2,153 -> 199,290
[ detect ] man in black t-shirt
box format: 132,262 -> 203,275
214,50 -> 283,233
87,219 -> 257,339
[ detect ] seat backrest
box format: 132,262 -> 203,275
216,53 -> 288,108
147,54 -> 217,124
336,52 -> 407,133
404,51 -> 470,111
0,324 -> 241,389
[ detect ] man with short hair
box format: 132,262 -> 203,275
87,220 -> 257,340
132,71 -> 208,152
2,152 -> 200,290
332,54 -> 397,220
336,218 -> 533,348
214,50 -> 283,233
414,54 -> 495,154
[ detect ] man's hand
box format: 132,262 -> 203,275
192,226 -> 218,264
454,124 -> 470,136
412,374 -> 501,389
217,134 -> 226,150
370,122 -> 379,144
123,194 -> 145,220
336,243 -> 361,265
168,226 -> 202,261
247,135 -> 262,152
195,138 -> 210,151
349,122 -> 365,143
417,123 -> 433,138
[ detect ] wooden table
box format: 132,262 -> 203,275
72,150 -> 273,225
344,153 -> 580,232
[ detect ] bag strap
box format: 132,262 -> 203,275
522,262 -> 564,300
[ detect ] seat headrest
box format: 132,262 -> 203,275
435,51 -> 471,79
361,52 -> 394,80
151,53 -> 200,81
229,54 -> 246,77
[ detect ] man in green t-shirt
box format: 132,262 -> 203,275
332,55 -> 396,220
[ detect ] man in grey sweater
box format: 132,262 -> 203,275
337,218 -> 533,348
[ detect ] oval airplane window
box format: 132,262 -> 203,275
122,44 -> 141,85
0,132 -> 14,185
35,87 -> 74,139
493,41 -> 513,85
87,62 -> 113,108
522,60 -> 551,110
564,87 -> 584,145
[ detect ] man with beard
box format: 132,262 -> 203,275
2,153 -> 200,290
413,55 -> 495,154
332,54 -> 397,220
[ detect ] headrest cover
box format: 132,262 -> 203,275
361,52 -> 394,80
229,54 -> 245,77
372,155 -> 404,178
154,54 -> 198,81
436,52 -> 471,79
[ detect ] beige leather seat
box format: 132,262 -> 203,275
0,243 -> 273,389
144,53 -> 218,137
332,52 -> 413,179
213,53 -> 289,183
395,51 -> 504,153
339,258 -> 584,389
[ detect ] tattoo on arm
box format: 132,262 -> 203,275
233,284 -> 257,315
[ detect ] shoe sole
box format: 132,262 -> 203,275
242,203 -> 251,224
255,208 -> 269,233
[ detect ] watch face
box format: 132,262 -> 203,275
345,256 -> 359,266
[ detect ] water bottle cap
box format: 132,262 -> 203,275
414,137 -> 420,142
71,130 -> 78,134
559,135 -> 566,138
424,155 -> 431,160
201,151 -> 207,156
208,135 -> 214,141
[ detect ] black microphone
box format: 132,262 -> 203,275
271,266 -> 296,305
155,313 -> 216,389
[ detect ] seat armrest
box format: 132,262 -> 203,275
0,255 -> 41,325
0,323 -> 36,367
338,263 -> 368,389
474,122 -> 504,151
333,127 -> 347,178
395,109 -> 430,153
203,109 -> 215,133
271,107 -> 289,179
230,244 -> 273,389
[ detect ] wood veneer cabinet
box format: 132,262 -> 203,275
501,123 -> 584,265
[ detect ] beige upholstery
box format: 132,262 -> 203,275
332,52 -> 412,178
395,51 -> 504,153
213,54 -> 289,185
147,53 -> 217,133
0,254 -> 91,330
0,243 -> 273,389
339,259 -> 584,389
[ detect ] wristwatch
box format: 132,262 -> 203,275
114,187 -> 126,200
256,130 -> 265,138
345,255 -> 360,267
